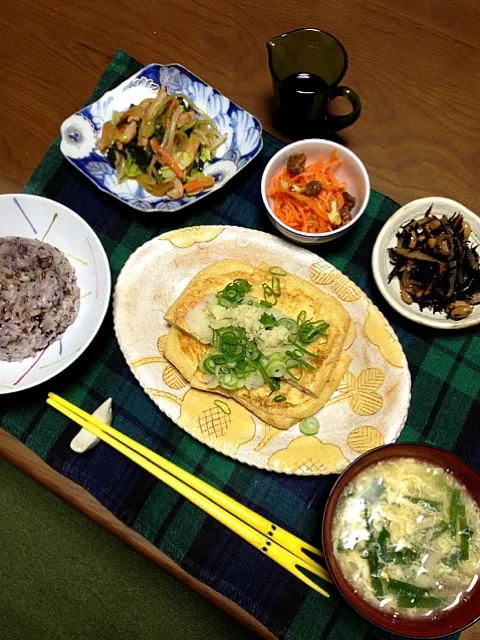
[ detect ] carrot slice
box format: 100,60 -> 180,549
268,150 -> 346,233
150,138 -> 184,178
184,176 -> 215,193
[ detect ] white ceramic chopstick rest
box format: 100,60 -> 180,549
70,398 -> 113,453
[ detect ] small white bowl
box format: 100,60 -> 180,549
372,196 -> 480,330
261,139 -> 370,244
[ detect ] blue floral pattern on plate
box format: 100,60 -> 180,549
60,64 -> 263,212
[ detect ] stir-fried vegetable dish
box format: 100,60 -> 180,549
267,150 -> 356,233
388,207 -> 480,320
98,87 -> 227,199
333,458 -> 480,617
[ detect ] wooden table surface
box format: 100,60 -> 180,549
1,1 -> 478,638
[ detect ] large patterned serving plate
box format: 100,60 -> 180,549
114,226 -> 411,475
60,64 -> 263,212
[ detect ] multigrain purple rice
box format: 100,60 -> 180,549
0,237 -> 80,361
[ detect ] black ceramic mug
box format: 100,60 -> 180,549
267,28 -> 361,137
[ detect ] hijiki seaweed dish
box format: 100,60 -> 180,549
388,207 -> 480,320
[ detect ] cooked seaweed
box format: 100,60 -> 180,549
388,207 -> 480,319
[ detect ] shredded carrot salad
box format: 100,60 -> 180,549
267,150 -> 351,234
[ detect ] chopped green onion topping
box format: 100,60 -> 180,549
299,416 -> 320,435
458,504 -> 471,560
407,496 -> 442,510
285,350 -> 315,370
200,277 -> 330,393
269,266 -> 287,276
261,272 -> 283,306
216,278 -> 252,307
265,355 -> 287,378
268,377 -> 281,392
271,276 -> 281,297
273,395 -> 286,403
449,488 -> 460,537
396,595 -> 444,609
277,318 -> 298,335
288,340 -> 320,359
296,311 -> 330,344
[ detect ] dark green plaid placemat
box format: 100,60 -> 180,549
2,50 -> 478,640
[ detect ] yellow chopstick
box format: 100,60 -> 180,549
48,392 -> 325,567
47,393 -> 331,596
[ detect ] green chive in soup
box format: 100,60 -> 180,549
332,458 -> 479,617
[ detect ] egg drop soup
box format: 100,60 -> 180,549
332,458 -> 479,618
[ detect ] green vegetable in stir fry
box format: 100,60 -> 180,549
98,88 -> 227,200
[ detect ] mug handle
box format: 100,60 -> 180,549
326,86 -> 361,132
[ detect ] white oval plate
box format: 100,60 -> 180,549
372,196 -> 480,330
114,225 -> 411,475
0,194 -> 111,393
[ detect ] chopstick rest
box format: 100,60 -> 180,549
70,398 -> 113,453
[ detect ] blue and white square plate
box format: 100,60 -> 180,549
60,64 -> 263,212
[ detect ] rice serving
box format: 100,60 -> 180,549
0,237 -> 80,361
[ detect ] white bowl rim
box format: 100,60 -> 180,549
0,193 -> 112,392
261,138 -> 371,238
371,195 -> 480,330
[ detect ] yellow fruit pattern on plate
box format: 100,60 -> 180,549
365,302 -> 405,368
309,263 -> 362,302
131,355 -> 167,369
325,367 -> 385,415
347,426 -> 385,453
334,274 -> 362,302
254,422 -> 282,452
162,226 -> 224,248
146,389 -> 182,405
178,389 -> 256,454
130,333 -> 168,369
163,364 -> 187,390
157,334 -> 168,354
268,436 -> 348,474
309,263 -> 336,285
343,320 -> 356,351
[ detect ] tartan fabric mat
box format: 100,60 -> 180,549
3,50 -> 478,640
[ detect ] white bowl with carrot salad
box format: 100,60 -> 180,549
261,139 -> 370,244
